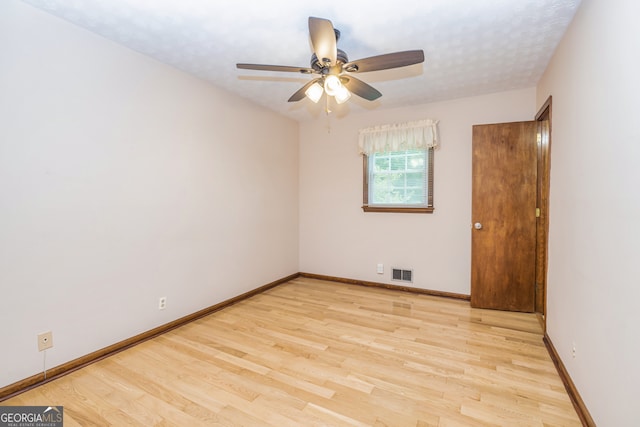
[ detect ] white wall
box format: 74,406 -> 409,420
0,1 -> 299,389
299,88 -> 536,294
537,0 -> 640,425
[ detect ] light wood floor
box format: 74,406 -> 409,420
3,277 -> 581,426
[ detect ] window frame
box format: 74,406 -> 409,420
362,147 -> 434,213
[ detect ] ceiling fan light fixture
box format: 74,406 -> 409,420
334,86 -> 351,104
323,75 -> 342,96
305,82 -> 323,103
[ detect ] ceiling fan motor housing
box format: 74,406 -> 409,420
311,49 -> 349,71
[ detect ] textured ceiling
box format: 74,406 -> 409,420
21,0 -> 581,122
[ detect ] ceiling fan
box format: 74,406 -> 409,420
236,17 -> 425,105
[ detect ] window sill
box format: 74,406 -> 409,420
362,206 -> 434,214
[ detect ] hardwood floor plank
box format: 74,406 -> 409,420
304,400 -> 383,427
2,278 -> 581,426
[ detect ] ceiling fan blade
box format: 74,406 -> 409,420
341,76 -> 382,101
288,78 -> 322,102
343,50 -> 425,73
237,63 -> 316,74
308,17 -> 337,67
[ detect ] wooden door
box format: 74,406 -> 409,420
471,121 -> 537,312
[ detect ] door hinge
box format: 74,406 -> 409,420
536,207 -> 541,218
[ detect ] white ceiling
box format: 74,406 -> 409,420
21,0 -> 582,122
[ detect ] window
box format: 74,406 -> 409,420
362,147 -> 434,213
359,119 -> 438,214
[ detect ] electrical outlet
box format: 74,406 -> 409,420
377,263 -> 384,274
158,297 -> 167,310
572,342 -> 576,359
37,331 -> 53,352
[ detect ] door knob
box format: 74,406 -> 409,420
474,222 -> 483,230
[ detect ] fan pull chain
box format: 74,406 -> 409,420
325,96 -> 332,133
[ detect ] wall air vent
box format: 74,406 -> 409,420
391,268 -> 413,283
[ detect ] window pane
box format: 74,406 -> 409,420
405,190 -> 425,204
374,156 -> 389,171
406,172 -> 425,188
406,154 -> 425,170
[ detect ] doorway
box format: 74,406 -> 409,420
470,97 -> 552,316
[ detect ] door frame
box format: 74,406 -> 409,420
535,96 -> 552,329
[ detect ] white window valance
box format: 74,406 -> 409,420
358,119 -> 439,155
